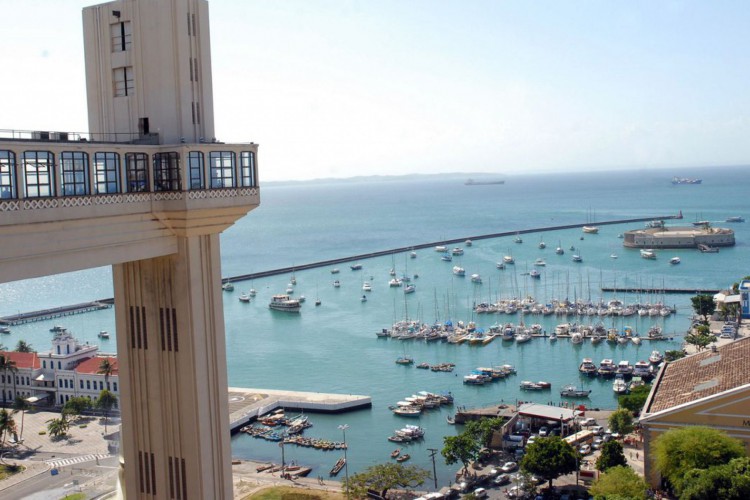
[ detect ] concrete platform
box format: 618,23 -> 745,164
227,387 -> 371,433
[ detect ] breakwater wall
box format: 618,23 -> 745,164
601,287 -> 720,295
223,214 -> 681,283
0,299 -> 114,326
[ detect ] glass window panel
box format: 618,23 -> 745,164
0,150 -> 16,199
188,151 -> 204,189
94,152 -> 120,194
208,151 -> 235,188
153,152 -> 181,191
60,151 -> 89,196
125,152 -> 149,192
22,151 -> 55,198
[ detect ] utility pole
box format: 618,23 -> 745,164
428,448 -> 438,489
338,424 -> 350,498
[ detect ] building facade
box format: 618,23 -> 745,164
640,337 -> 750,488
622,225 -> 735,249
0,331 -> 119,408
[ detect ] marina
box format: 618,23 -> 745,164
1,168 -> 747,487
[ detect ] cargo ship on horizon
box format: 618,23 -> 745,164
465,178 -> 505,186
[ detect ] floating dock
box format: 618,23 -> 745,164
227,387 -> 371,433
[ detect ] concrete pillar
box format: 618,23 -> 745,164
113,233 -> 231,499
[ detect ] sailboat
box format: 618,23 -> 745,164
555,241 -> 564,255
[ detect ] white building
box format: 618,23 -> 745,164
0,330 -> 119,408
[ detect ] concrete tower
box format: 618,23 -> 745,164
0,1 -> 259,498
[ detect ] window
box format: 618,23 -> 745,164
0,150 -> 16,199
209,151 -> 235,188
87,380 -> 90,390
153,152 -> 181,191
43,361 -> 46,369
111,21 -> 132,52
22,151 -> 55,198
113,66 -> 135,97
125,152 -> 149,192
58,361 -> 61,369
188,152 -> 204,189
60,151 -> 89,196
113,382 -> 118,392
240,151 -> 257,187
80,380 -> 84,389
94,152 -> 120,194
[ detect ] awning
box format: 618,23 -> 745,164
34,374 -> 45,381
518,403 -> 581,422
26,393 -> 51,403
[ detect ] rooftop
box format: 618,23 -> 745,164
0,351 -> 41,370
75,356 -> 119,376
644,336 -> 750,414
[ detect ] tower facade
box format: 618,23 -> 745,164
0,1 -> 259,498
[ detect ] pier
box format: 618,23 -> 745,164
600,287 -> 719,295
227,387 -> 372,433
0,299 -> 114,326
223,213 -> 682,283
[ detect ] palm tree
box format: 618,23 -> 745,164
97,358 -> 114,389
0,408 -> 17,448
46,415 -> 69,439
96,390 -> 118,434
0,355 -> 17,407
14,340 -> 33,353
12,396 -> 29,441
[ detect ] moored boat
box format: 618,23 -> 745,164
560,384 -> 591,397
640,249 -> 657,259
269,294 -> 301,312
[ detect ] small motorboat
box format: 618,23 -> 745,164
391,448 -> 401,458
670,257 -> 681,265
238,293 -> 251,302
396,454 -> 410,463
222,282 -> 234,292
98,330 -> 110,339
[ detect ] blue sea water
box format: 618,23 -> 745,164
1,165 -> 749,487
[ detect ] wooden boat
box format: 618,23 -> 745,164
391,448 -> 401,458
396,454 -> 410,463
256,463 -> 275,472
329,457 -> 346,476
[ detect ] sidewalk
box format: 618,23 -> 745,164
0,460 -> 50,492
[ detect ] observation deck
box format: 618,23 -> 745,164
0,129 -> 260,282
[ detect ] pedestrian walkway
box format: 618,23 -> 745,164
46,453 -> 111,469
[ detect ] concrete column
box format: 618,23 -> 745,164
113,233 -> 231,499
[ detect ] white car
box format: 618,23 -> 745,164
473,487 -> 487,499
501,461 -> 518,473
538,426 -> 549,437
580,417 -> 597,426
591,425 -> 605,436
579,444 -> 592,455
526,435 -> 537,446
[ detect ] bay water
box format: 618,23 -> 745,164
1,165 -> 748,487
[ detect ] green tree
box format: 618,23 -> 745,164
464,417 -> 504,448
442,433 -> 481,475
95,389 -> 118,434
589,465 -> 648,500
665,350 -> 686,362
62,396 -> 92,420
607,408 -> 634,436
97,358 -> 114,385
0,355 -> 18,406
680,457 -> 750,500
14,340 -> 33,353
12,396 -> 29,441
595,440 -> 627,471
519,436 -> 578,489
685,331 -> 714,351
618,384 -> 651,415
0,408 -> 17,448
653,426 -> 745,495
691,294 -> 716,323
343,463 -> 430,499
46,415 -> 70,439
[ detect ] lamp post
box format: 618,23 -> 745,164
427,448 -> 438,489
338,424 -> 350,497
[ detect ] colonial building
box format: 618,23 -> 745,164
640,337 -> 750,487
0,331 -> 119,408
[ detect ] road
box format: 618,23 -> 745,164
4,456 -> 119,500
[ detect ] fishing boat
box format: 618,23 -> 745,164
560,384 -> 591,397
533,258 -> 546,266
726,216 -> 745,222
329,457 -> 346,476
222,282 -> 234,292
582,226 -> 599,234
520,381 -> 551,390
395,356 -> 414,365
98,330 -> 110,339
392,406 -> 421,417
238,293 -> 251,303
648,350 -> 664,364
640,249 -> 657,259
396,454 -> 410,463
452,266 -> 466,276
613,375 -> 629,394
404,284 -> 416,294
269,294 -> 301,312
391,448 -> 401,458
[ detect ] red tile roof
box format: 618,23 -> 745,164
0,351 -> 41,369
74,356 -> 119,376
646,337 -> 750,414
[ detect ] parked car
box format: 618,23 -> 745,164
473,487 -> 487,499
591,425 -> 605,435
592,437 -> 604,449
538,426 -> 549,437
579,444 -> 592,455
494,473 -> 511,486
526,435 -> 538,446
580,417 -> 597,426
501,461 -> 518,473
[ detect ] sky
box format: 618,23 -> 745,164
1,0 -> 749,182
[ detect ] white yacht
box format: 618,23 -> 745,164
269,294 -> 302,312
534,258 -> 546,266
452,266 -> 466,276
640,249 -> 657,259
669,256 -> 681,265
362,282 -> 372,291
